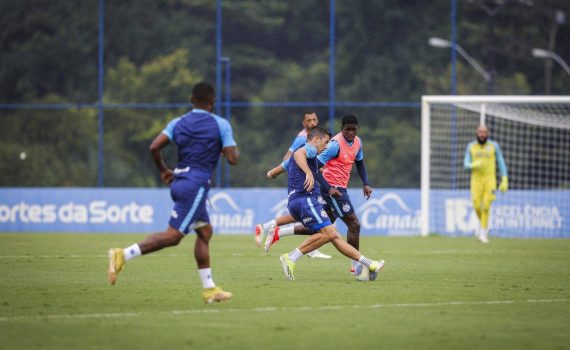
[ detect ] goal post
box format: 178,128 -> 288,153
421,95 -> 570,238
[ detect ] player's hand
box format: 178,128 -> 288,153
363,185 -> 373,199
304,173 -> 314,191
499,176 -> 508,193
329,187 -> 342,198
470,160 -> 482,169
266,170 -> 275,179
161,169 -> 174,185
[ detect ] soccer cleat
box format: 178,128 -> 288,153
108,248 -> 125,285
279,254 -> 295,280
350,267 -> 356,275
264,226 -> 280,253
368,260 -> 385,281
202,286 -> 233,304
254,224 -> 268,247
306,249 -> 332,259
478,235 -> 489,243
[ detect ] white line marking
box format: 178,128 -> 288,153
0,299 -> 565,322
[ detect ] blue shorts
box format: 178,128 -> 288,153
321,187 -> 354,218
168,177 -> 210,234
288,196 -> 332,233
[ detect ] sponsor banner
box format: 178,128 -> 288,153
432,190 -> 569,238
0,188 -> 568,237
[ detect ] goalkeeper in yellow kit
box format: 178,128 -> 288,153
463,125 -> 508,243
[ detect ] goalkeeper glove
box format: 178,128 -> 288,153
470,160 -> 482,170
499,176 -> 508,193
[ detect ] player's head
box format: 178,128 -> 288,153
341,114 -> 359,142
191,82 -> 215,111
302,112 -> 319,131
307,125 -> 330,153
476,125 -> 489,145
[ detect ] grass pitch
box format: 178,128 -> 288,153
0,233 -> 569,350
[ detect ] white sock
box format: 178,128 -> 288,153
279,225 -> 296,237
263,219 -> 276,231
358,255 -> 373,268
289,248 -> 304,262
123,244 -> 141,261
198,268 -> 215,289
481,228 -> 488,238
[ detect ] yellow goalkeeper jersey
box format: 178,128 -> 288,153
463,140 -> 508,179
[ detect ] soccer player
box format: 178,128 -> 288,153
278,125 -> 384,280
464,125 -> 508,243
255,111 -> 331,259
107,82 -> 239,304
263,115 -> 372,273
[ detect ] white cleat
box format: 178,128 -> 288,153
306,249 -> 332,259
478,235 -> 489,243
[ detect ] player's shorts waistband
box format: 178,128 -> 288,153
174,166 -> 190,174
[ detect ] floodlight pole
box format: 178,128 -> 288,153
428,37 -> 491,85
532,48 -> 570,78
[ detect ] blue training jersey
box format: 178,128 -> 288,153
162,108 -> 236,180
287,143 -> 319,201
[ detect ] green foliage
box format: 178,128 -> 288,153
1,1 -> 569,187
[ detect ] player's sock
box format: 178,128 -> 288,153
288,248 -> 304,262
263,219 -> 276,232
358,255 -> 373,268
279,225 -> 296,237
198,268 -> 215,289
123,244 -> 141,261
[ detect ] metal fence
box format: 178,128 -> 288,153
1,0 -> 471,188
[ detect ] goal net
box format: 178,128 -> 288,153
421,96 -> 570,238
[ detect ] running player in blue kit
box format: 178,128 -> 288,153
107,82 -> 239,304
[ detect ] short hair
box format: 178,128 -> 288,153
307,125 -> 330,141
192,82 -> 215,104
342,114 -> 358,126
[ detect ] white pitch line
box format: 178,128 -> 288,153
0,299 -> 566,323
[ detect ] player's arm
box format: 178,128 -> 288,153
494,141 -> 509,192
282,150 -> 293,161
150,117 -> 181,185
355,143 -> 372,199
149,132 -> 174,186
218,118 -> 239,165
284,136 -> 305,161
317,140 -> 340,168
222,146 -> 239,165
267,159 -> 288,179
293,147 -> 314,191
463,143 -> 481,170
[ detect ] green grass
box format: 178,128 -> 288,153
0,233 -> 569,350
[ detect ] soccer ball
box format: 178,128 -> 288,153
354,264 -> 369,282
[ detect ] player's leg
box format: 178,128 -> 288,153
194,220 -> 232,303
108,225 -> 183,285
323,188 -> 358,266
341,212 -> 361,272
471,178 -> 483,237
278,196 -> 332,279
260,214 -> 331,258
287,224 -> 384,281
255,214 -> 296,246
108,180 -> 202,285
479,179 -> 497,243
